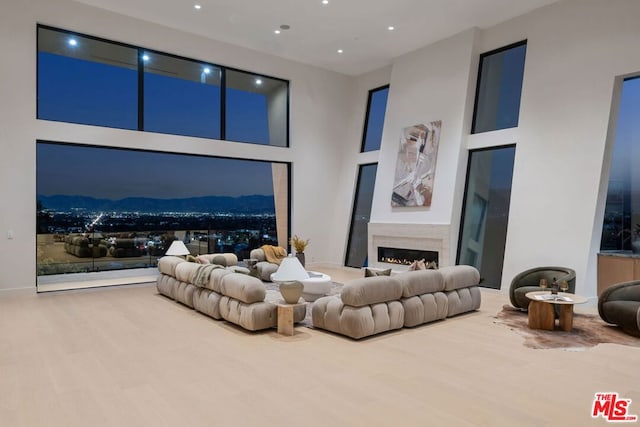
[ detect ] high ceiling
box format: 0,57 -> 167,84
74,0 -> 559,76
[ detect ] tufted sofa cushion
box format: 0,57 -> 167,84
206,268 -> 233,293
220,273 -> 266,304
156,274 -> 176,300
395,270 -> 447,327
439,265 -> 480,291
175,281 -> 198,308
396,270 -> 444,297
192,288 -> 223,319
340,276 -> 403,307
158,256 -> 186,277
447,287 -> 481,317
311,297 -> 404,340
197,253 -> 238,267
175,262 -> 202,284
438,265 -> 481,317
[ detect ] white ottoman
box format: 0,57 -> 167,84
301,271 -> 332,302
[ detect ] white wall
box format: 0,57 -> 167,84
369,0 -> 640,297
370,29 -> 479,263
0,0 -> 357,290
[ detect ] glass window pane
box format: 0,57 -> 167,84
144,53 -> 221,139
457,146 -> 515,289
601,77 -> 640,251
225,70 -> 288,146
37,27 -> 138,129
345,164 -> 378,268
362,86 -> 389,152
36,141 -> 288,289
472,42 -> 526,134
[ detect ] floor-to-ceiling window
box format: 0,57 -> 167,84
36,142 -> 288,289
460,41 -> 526,287
345,163 -> 378,268
601,76 -> 640,251
457,146 -> 516,289
344,84 -> 389,267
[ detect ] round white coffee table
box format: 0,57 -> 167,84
300,271 -> 332,302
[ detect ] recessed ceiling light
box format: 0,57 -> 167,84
337,49 -> 343,54
388,26 -> 395,31
68,38 -> 78,47
194,4 -> 201,10
255,78 -> 263,85
322,0 -> 329,4
274,30 -> 281,34
203,67 -> 211,74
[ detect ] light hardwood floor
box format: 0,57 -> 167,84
1,267 -> 638,426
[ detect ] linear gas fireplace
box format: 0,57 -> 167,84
377,247 -> 439,267
369,223 -> 450,270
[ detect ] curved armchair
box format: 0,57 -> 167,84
598,281 -> 640,337
509,266 -> 576,310
249,246 -> 286,281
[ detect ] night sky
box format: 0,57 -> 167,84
609,77 -> 640,183
37,142 -> 276,200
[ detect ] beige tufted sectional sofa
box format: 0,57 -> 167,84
156,255 -> 305,331
312,265 -> 481,339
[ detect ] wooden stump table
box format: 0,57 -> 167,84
525,291 -> 588,332
276,302 -> 306,336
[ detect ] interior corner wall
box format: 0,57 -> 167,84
0,0 -> 355,290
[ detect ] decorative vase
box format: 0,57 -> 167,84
279,281 -> 303,304
295,252 -> 306,268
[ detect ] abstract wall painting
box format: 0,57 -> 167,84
391,120 -> 441,207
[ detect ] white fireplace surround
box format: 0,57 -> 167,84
368,223 -> 450,271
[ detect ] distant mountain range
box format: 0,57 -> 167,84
37,194 -> 275,214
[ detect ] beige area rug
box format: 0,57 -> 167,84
494,305 -> 640,351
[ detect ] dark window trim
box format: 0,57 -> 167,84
455,144 -> 516,265
470,40 -> 527,135
220,67 -> 227,140
360,85 -> 389,153
36,24 -> 290,147
344,162 -> 378,267
137,48 -> 144,130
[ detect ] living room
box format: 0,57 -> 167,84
2,0 -> 640,425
